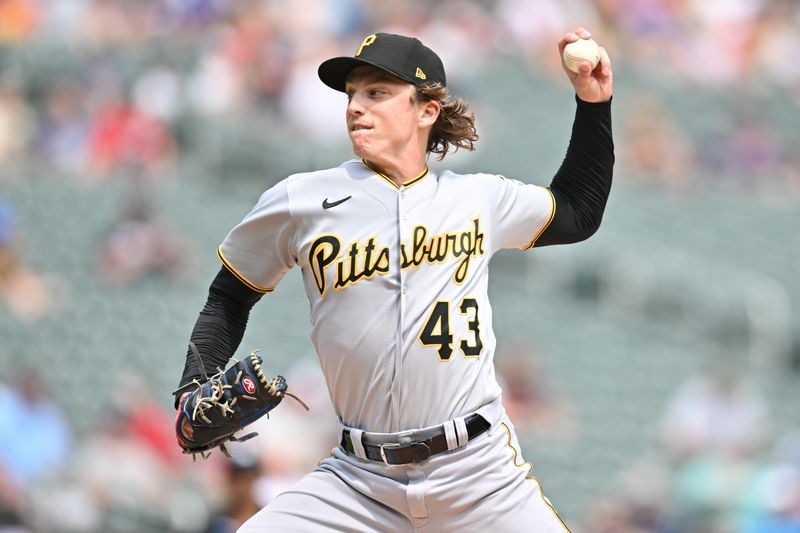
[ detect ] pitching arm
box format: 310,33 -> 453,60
537,96 -> 614,246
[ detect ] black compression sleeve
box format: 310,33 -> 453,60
535,95 -> 614,246
174,266 -> 264,406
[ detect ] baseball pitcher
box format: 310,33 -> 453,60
175,27 -> 613,532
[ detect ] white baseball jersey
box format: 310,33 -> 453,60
219,158 -> 554,433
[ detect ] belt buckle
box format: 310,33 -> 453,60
379,442 -> 401,465
379,441 -> 432,465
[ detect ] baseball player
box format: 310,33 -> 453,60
175,28 -> 613,532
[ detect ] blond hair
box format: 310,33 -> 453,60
415,83 -> 478,160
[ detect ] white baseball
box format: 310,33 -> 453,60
562,38 -> 601,73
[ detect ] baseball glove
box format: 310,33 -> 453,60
174,343 -> 308,459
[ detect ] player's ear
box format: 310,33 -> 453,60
418,99 -> 440,129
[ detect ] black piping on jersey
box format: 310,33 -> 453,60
534,96 -> 613,247
362,158 -> 429,189
217,246 -> 273,293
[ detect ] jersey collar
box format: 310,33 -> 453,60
361,159 -> 429,190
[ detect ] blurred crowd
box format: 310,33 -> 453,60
0,199 -> 65,323
582,358 -> 800,533
0,0 -> 797,194
1,1 -> 800,532
0,0 -> 798,315
0,362 -> 341,533
2,349 -> 798,532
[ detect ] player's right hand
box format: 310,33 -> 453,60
558,27 -> 613,103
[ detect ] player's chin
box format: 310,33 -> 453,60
349,139 -> 371,160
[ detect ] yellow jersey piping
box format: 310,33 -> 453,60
217,246 -> 274,294
501,422 -> 571,532
362,159 -> 429,190
522,187 -> 556,250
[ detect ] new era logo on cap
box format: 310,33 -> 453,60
318,33 -> 446,92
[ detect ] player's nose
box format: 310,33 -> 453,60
346,94 -> 365,117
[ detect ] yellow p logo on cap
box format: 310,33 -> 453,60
355,34 -> 377,57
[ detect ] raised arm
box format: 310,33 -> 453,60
536,27 -> 614,246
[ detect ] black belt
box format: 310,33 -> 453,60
341,414 -> 490,465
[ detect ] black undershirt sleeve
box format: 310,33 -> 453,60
535,95 -> 614,246
174,266 -> 264,406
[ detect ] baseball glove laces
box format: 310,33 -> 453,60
173,342 -> 309,459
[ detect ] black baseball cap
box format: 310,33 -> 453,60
318,33 -> 446,92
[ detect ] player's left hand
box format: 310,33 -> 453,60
173,345 -> 308,459
558,28 -> 613,103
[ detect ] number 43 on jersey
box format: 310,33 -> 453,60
419,298 -> 483,361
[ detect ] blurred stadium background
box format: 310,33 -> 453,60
1,1 -> 799,532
